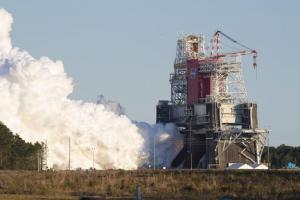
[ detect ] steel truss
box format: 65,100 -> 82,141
214,129 -> 269,165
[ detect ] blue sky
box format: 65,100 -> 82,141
1,0 -> 299,146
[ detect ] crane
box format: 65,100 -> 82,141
213,30 -> 257,69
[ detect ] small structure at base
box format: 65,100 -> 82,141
227,163 -> 253,169
287,162 -> 297,169
250,163 -> 268,169
227,163 -> 268,170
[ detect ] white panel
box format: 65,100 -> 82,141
220,104 -> 237,124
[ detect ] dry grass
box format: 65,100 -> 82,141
0,170 -> 299,200
0,194 -> 76,200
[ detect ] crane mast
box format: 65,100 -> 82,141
213,30 -> 257,68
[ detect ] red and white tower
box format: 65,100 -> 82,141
157,31 -> 269,169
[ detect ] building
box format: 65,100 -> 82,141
156,32 -> 269,169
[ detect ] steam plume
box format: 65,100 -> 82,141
0,9 -> 183,169
0,9 -> 12,53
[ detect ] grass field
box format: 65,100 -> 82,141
0,194 -> 76,200
0,170 -> 299,200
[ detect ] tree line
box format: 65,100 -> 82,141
0,121 -> 45,170
262,145 -> 300,168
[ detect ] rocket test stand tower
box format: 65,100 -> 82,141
156,31 -> 268,169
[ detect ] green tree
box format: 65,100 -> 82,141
0,121 -> 44,170
262,144 -> 300,168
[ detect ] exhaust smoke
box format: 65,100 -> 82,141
0,9 -> 183,169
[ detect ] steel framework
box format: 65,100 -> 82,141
171,33 -> 249,106
159,31 -> 269,169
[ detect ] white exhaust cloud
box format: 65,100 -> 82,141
0,9 -> 12,53
0,9 -> 183,170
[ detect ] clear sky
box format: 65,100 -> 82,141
0,0 -> 299,146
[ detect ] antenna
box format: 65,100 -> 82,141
153,136 -> 156,170
91,147 -> 95,169
68,136 -> 71,170
44,140 -> 48,170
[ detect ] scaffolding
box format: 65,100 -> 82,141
158,31 -> 269,169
